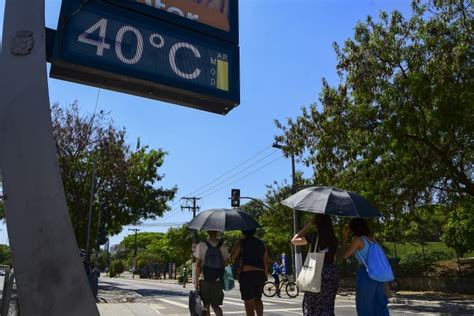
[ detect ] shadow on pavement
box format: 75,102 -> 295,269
390,303 -> 473,316
135,288 -> 188,298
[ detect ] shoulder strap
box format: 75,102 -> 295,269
356,250 -> 369,271
216,240 -> 223,248
312,235 -> 319,253
204,240 -> 211,248
356,237 -> 370,271
362,236 -> 375,245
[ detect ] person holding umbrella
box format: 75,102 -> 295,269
231,229 -> 268,316
187,208 -> 261,315
195,230 -> 229,316
342,218 -> 390,316
291,214 -> 339,316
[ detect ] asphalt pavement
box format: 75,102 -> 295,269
97,276 -> 474,316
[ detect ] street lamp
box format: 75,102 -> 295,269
272,142 -> 302,278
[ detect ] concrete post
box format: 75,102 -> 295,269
0,0 -> 100,314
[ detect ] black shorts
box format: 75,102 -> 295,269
200,280 -> 224,306
239,271 -> 266,301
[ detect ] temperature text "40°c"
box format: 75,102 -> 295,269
77,18 -> 204,80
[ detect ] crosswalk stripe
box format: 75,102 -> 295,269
149,304 -> 162,315
224,297 -> 275,306
158,298 -> 189,309
222,300 -> 245,306
222,307 -> 302,314
259,297 -> 301,305
224,297 -> 276,306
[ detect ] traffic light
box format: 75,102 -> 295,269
231,189 -> 240,207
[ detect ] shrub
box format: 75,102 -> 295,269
109,260 -> 125,278
399,249 -> 452,276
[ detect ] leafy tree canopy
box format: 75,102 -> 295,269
50,102 -> 176,249
442,198 -> 474,257
275,0 -> 473,217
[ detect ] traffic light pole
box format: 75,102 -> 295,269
273,143 -> 302,278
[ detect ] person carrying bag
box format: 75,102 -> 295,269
297,236 -> 325,293
292,214 -> 339,316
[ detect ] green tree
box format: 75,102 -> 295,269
239,199 -> 266,223
152,226 -> 207,267
49,102 -> 176,249
121,232 -> 164,254
442,201 -> 474,257
275,1 -> 473,217
0,244 -> 12,266
117,232 -> 164,264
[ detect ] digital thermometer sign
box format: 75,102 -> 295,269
51,0 -> 239,114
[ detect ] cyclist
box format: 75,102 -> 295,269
271,261 -> 283,297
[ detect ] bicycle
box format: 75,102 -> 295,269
263,275 -> 299,298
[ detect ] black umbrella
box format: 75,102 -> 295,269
186,208 -> 261,231
281,186 -> 381,217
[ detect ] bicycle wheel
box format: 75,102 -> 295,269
285,281 -> 299,298
263,281 -> 277,297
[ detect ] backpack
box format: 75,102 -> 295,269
203,240 -> 225,281
357,237 -> 395,283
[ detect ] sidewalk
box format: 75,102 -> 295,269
337,290 -> 474,310
98,303 -> 160,316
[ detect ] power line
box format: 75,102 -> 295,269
168,145 -> 273,209
194,150 -> 279,197
138,222 -> 184,227
201,155 -> 285,199
152,145 -> 278,227
185,145 -> 273,197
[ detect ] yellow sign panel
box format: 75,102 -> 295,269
137,0 -> 230,31
217,59 -> 228,91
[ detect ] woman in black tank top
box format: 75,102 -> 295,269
231,229 -> 268,316
292,214 -> 339,316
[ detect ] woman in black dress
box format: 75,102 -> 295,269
292,214 -> 339,316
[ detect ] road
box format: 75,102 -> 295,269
98,277 -> 472,315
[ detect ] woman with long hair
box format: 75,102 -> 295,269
231,229 -> 269,316
292,214 -> 339,315
343,218 -> 389,316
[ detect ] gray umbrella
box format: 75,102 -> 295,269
186,208 -> 261,231
281,186 -> 381,217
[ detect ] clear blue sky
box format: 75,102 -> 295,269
0,0 -> 411,246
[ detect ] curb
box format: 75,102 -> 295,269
389,297 -> 474,309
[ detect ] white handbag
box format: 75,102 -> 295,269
296,236 -> 325,293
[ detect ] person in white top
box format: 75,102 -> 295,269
195,230 -> 229,316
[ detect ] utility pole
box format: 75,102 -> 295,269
181,197 -> 201,285
273,142 -> 302,278
86,157 -> 97,262
129,228 -> 140,279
